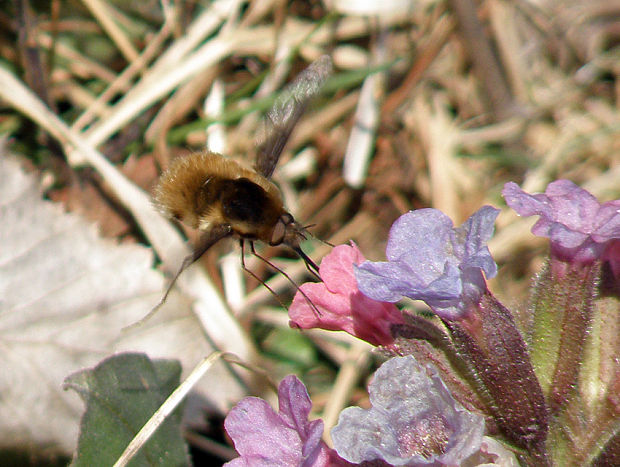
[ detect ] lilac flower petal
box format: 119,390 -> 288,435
593,201 -> 620,239
355,207 -> 499,319
355,260 -> 463,304
386,209 -> 454,270
457,206 -> 499,279
225,375 -> 346,467
278,375 -> 313,438
503,180 -> 620,264
301,420 -> 325,459
354,261 -> 419,302
332,356 -> 485,466
225,397 -> 301,465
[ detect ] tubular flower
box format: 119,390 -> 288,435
355,207 -> 499,320
224,375 -> 350,466
502,180 -> 620,264
289,243 -> 405,347
331,355 -> 485,466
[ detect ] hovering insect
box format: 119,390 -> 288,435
153,56 -> 332,308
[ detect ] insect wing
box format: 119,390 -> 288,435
255,55 -> 332,179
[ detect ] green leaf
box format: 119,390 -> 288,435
64,353 -> 189,467
263,327 -> 318,367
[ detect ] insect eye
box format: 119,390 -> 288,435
270,216 -> 287,246
281,212 -> 294,225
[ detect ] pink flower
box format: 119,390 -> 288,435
503,180 -> 620,264
289,243 -> 405,347
224,375 -> 350,466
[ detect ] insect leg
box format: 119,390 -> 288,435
239,240 -> 289,311
134,224 -> 232,328
249,243 -> 322,317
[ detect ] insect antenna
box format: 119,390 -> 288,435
242,241 -> 323,318
302,224 -> 335,248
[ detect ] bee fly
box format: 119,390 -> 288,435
153,56 -> 332,311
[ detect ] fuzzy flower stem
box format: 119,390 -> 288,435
530,259 -> 600,414
443,290 -> 550,465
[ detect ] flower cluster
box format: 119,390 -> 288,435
224,181 -> 620,466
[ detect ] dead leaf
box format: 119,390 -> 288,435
0,155 -> 249,456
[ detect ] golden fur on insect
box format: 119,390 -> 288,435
154,151 -> 285,239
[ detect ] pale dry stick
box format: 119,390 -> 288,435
219,43 -> 295,155
65,0 -> 240,164
0,67 -> 256,363
277,146 -> 317,181
342,37 -> 386,189
144,0 -> 243,143
239,0 -> 280,27
73,18 -> 319,157
81,0 -> 139,62
459,117 -> 525,151
144,68 -> 219,146
411,95 -> 461,221
488,0 -> 530,103
113,351 -> 228,467
72,18 -> 175,131
332,44 -> 369,69
67,37 -> 232,165
288,91 -> 360,155
221,250 -> 246,313
322,341 -> 372,447
56,79 -> 102,111
146,0 -> 241,79
204,78 -> 227,153
66,15 -> 361,164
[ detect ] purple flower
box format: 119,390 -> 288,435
331,355 -> 485,466
224,375 -> 350,466
503,180 -> 620,264
355,207 -> 499,320
602,239 -> 620,281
